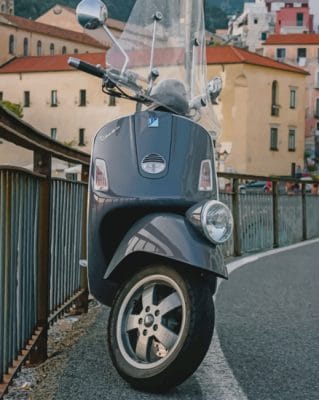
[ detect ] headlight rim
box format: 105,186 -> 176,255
200,200 -> 233,245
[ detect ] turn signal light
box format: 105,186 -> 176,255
94,158 -> 109,191
198,160 -> 213,191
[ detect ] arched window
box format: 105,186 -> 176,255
234,74 -> 248,87
50,43 -> 55,56
62,46 -> 67,55
271,81 -> 279,116
23,37 -> 29,56
74,48 -> 78,54
9,34 -> 15,54
37,40 -> 42,56
1,4 -> 5,12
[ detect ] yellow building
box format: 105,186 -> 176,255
207,46 -> 308,176
0,43 -> 309,177
36,4 -> 125,48
262,34 -> 319,157
0,12 -> 107,65
0,52 -> 135,163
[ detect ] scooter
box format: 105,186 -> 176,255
69,0 -> 233,392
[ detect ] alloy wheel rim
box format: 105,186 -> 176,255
116,274 -> 186,369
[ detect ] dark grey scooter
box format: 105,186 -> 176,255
69,0 -> 233,392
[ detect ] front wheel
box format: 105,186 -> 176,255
107,264 -> 214,392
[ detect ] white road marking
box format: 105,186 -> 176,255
205,238 -> 319,400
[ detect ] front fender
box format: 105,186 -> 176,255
104,213 -> 228,280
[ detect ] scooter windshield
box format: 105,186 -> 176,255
107,0 -> 220,136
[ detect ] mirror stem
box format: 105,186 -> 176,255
102,25 -> 129,75
148,18 -> 158,90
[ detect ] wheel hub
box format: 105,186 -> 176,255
144,314 -> 154,327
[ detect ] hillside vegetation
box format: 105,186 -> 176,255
15,0 -> 248,30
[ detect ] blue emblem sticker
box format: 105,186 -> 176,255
148,114 -> 159,128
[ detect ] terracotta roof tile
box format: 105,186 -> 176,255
108,47 -> 185,69
0,12 -> 107,49
0,53 -> 106,74
206,46 -> 308,75
264,34 -> 319,45
0,46 -> 309,76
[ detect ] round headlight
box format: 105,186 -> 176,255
201,200 -> 233,244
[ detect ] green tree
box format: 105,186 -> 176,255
204,1 -> 228,32
15,0 -> 229,27
0,100 -> 24,118
15,0 -> 136,21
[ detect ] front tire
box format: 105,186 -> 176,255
107,264 -> 214,392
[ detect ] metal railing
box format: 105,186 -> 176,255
0,169 -> 40,386
49,179 -> 86,315
219,173 -> 319,257
0,105 -> 90,397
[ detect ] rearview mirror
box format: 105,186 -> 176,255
76,0 -> 108,30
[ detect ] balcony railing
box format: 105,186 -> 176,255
281,26 -> 309,34
271,104 -> 280,117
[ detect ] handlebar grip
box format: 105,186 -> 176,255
68,57 -> 105,78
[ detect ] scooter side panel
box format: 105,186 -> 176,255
103,213 -> 228,280
88,111 -> 222,303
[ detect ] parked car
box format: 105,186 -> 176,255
239,181 -> 267,194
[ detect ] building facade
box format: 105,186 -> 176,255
207,46 -> 307,175
0,53 -> 135,163
0,45 -> 308,176
0,12 -> 107,65
263,34 -> 319,159
36,4 -> 125,47
309,0 -> 319,33
0,0 -> 13,14
228,0 -> 314,52
228,1 -> 275,52
275,4 -> 313,34
265,0 -> 310,12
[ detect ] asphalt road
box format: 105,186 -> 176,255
216,241 -> 319,400
51,240 -> 319,400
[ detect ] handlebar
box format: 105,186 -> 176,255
68,57 -> 105,78
68,57 -> 140,90
68,57 -> 190,113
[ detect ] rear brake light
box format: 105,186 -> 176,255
94,159 -> 109,191
198,160 -> 213,191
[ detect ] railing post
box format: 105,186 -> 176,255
29,152 -> 51,365
232,178 -> 242,256
272,181 -> 279,248
302,183 -> 307,241
75,165 -> 89,314
2,173 -> 11,381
